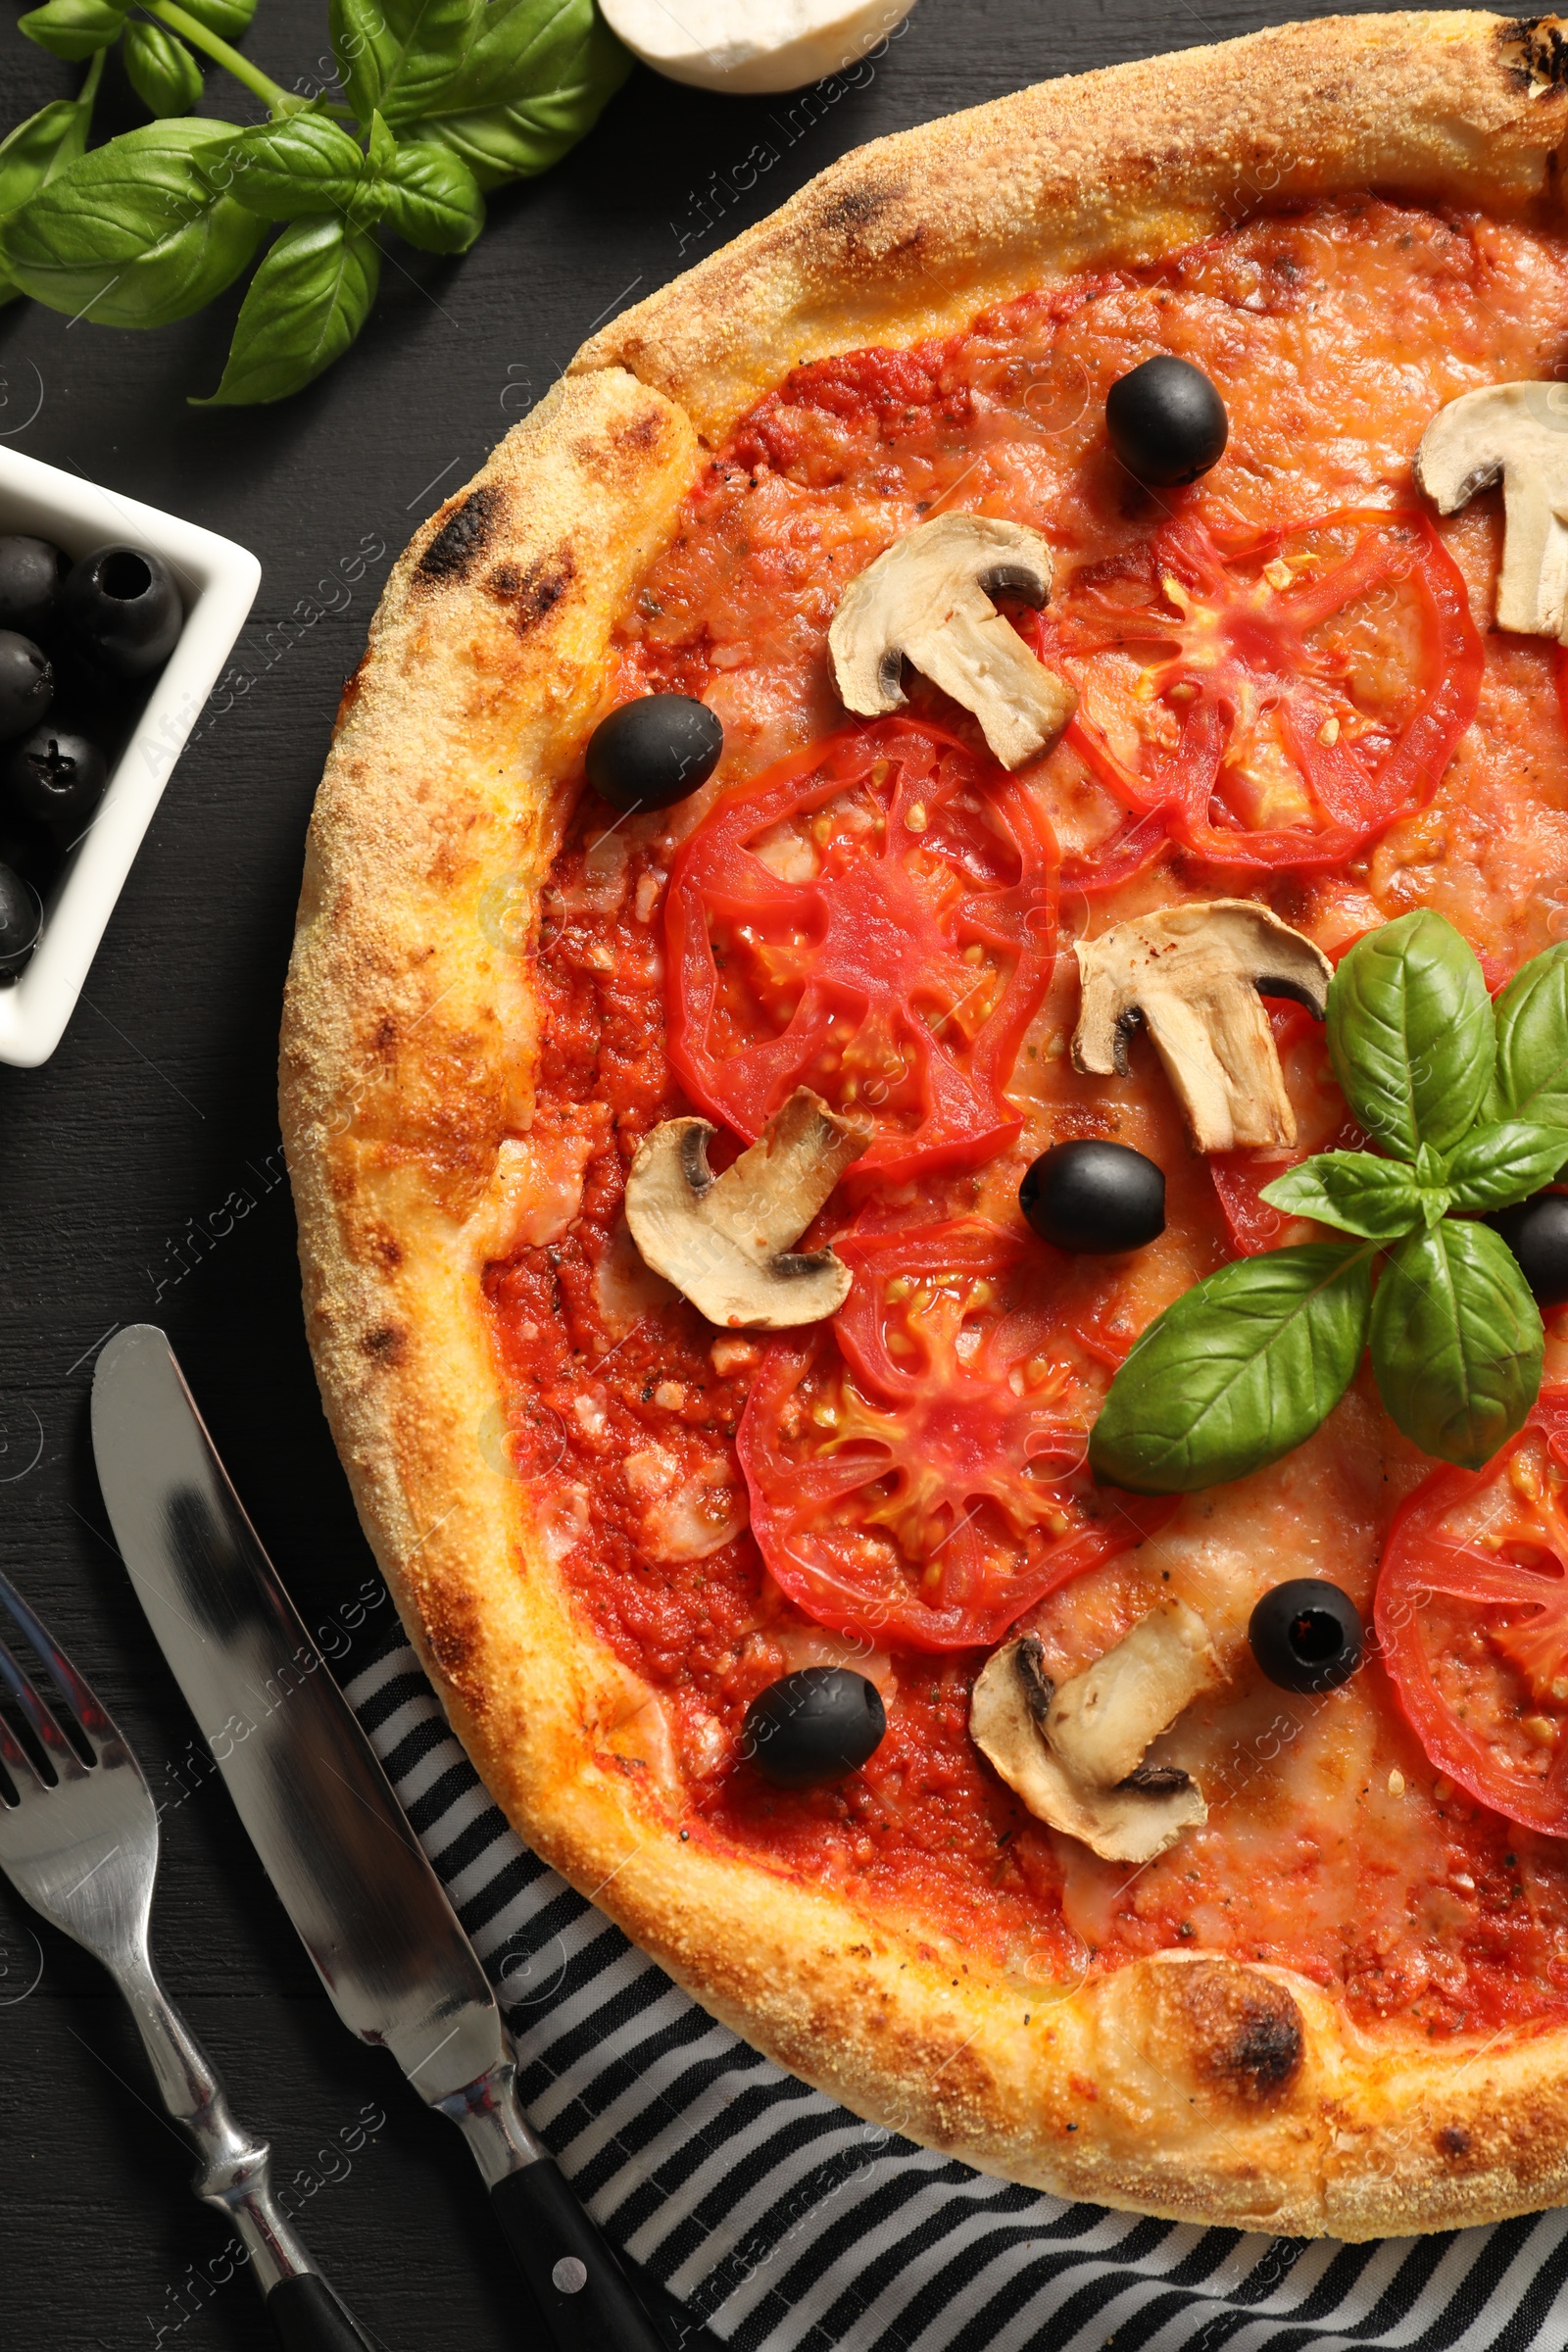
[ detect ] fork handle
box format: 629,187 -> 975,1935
268,2275 -> 379,2350
118,1947 -> 381,2344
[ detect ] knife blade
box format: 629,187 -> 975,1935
91,1322 -> 666,2352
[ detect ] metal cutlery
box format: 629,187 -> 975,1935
91,1322 -> 668,2352
0,1565 -> 378,2351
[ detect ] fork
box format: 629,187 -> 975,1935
0,1565 -> 382,2351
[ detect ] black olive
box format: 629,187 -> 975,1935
5,726 -> 108,828
585,694 -> 723,812
0,632 -> 52,740
0,535 -> 66,638
743,1667 -> 886,1789
58,545 -> 182,682
1249,1580 -> 1362,1694
1020,1139 -> 1165,1254
1105,356 -> 1229,488
1486,1191 -> 1568,1308
0,861 -> 39,980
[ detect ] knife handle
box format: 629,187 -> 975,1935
267,2275 -> 380,2352
491,2159 -> 666,2352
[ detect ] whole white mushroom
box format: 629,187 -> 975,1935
600,0 -> 916,95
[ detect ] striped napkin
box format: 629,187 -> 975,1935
344,1621 -> 1568,2350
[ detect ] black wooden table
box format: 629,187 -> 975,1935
0,0 -> 1406,2342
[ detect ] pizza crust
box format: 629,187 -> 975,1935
576,9 -> 1568,441
282,13 -> 1568,2237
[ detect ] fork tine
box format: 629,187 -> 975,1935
0,1633 -> 87,1781
0,1568 -> 107,1762
0,1702 -> 44,1800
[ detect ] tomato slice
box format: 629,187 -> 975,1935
736,1219 -> 1176,1650
1377,1393 -> 1568,1837
665,717 -> 1058,1180
1046,508 -> 1482,871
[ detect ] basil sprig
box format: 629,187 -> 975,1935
0,0 -> 630,403
1091,913 -> 1568,1493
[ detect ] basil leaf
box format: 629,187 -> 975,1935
177,0 -> 257,33
1370,1220 -> 1543,1468
1089,1243 -> 1375,1494
19,0 -> 127,62
196,216 -> 379,405
366,110 -> 398,175
375,137 -> 483,251
1260,1151 -> 1429,1241
0,122 -> 262,329
1445,1120 -> 1568,1212
1488,942 -> 1568,1137
406,0 -> 631,189
226,111 -> 368,220
124,23 -> 204,118
0,84 -> 98,224
330,0 -> 479,132
1328,910 -> 1494,1162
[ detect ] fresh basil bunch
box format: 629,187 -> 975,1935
0,0 -> 630,402
1091,910 -> 1568,1493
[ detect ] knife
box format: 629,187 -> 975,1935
91,1323 -> 667,2352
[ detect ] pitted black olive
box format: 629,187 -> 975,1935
1487,1191 -> 1568,1308
585,694 -> 723,812
5,726 -> 108,828
1020,1139 -> 1165,1254
743,1667 -> 886,1789
1106,356 -> 1229,488
58,545 -> 182,681
1249,1580 -> 1362,1694
0,535 -> 66,637
0,632 -> 52,740
0,860 -> 39,980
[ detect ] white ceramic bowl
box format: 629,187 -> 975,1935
0,446 -> 261,1067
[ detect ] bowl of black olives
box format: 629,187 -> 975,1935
0,449 -> 260,1065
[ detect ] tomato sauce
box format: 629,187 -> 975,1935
489,196 -> 1568,2033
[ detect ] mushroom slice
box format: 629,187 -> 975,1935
1415,382 -> 1568,639
971,1610 -> 1220,1867
828,514 -> 1078,769
624,1087 -> 867,1330
1072,900 -> 1332,1152
1047,1601 -> 1222,1789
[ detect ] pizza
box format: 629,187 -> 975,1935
281,10 -> 1568,2238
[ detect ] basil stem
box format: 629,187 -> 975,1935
146,0 -> 300,115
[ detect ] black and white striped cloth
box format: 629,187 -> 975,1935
345,1623 -> 1568,2350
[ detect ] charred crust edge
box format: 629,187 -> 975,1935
1500,17 -> 1568,90
1189,1969 -> 1306,2102
415,485 -> 508,587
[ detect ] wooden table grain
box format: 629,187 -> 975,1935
0,0 -> 1407,2341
